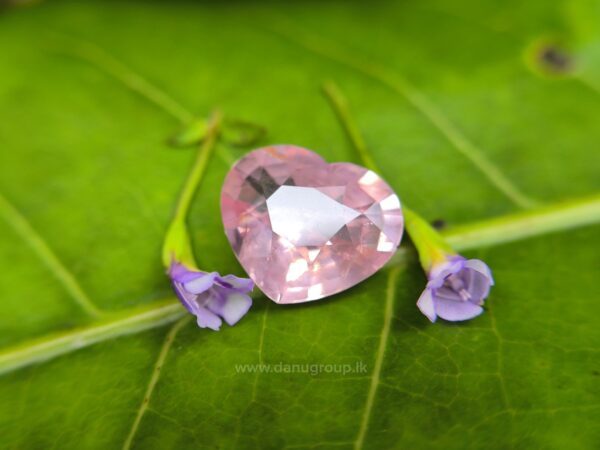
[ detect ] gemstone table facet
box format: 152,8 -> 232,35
220,145 -> 403,303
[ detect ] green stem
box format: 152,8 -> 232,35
172,111 -> 223,223
322,81 -> 379,172
443,194 -> 600,251
403,207 -> 454,270
161,111 -> 222,267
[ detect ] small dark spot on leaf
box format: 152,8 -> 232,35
431,219 -> 446,230
592,370 -> 599,376
538,45 -> 573,74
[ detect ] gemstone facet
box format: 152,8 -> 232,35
220,145 -> 403,304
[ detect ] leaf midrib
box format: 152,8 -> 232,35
0,300 -> 184,376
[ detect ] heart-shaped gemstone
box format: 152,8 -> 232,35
220,145 -> 403,304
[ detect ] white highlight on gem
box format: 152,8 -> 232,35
358,170 -> 379,186
267,186 -> 360,246
307,283 -> 324,299
286,259 -> 308,281
379,194 -> 401,211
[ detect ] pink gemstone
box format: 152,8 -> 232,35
220,145 -> 403,304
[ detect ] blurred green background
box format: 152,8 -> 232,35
0,0 -> 599,449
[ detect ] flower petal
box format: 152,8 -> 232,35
194,306 -> 222,331
221,293 -> 253,325
169,263 -> 205,283
206,291 -> 252,326
465,269 -> 492,304
216,274 -> 254,293
464,259 -> 494,285
417,289 -> 437,322
434,297 -> 483,322
184,272 -> 218,294
427,257 -> 466,288
434,286 -> 464,302
171,282 -> 199,314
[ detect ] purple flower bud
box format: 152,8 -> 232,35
417,256 -> 494,322
169,262 -> 254,331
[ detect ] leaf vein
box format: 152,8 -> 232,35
121,316 -> 191,450
251,303 -> 269,401
0,192 -> 102,318
52,33 -> 193,123
270,22 -> 536,208
50,33 -> 236,166
488,306 -> 513,413
353,266 -> 400,450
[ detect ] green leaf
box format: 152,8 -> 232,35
0,1 -> 599,449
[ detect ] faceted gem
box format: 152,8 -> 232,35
220,145 -> 403,304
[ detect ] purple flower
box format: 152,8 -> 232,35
417,256 -> 494,322
169,262 -> 254,330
